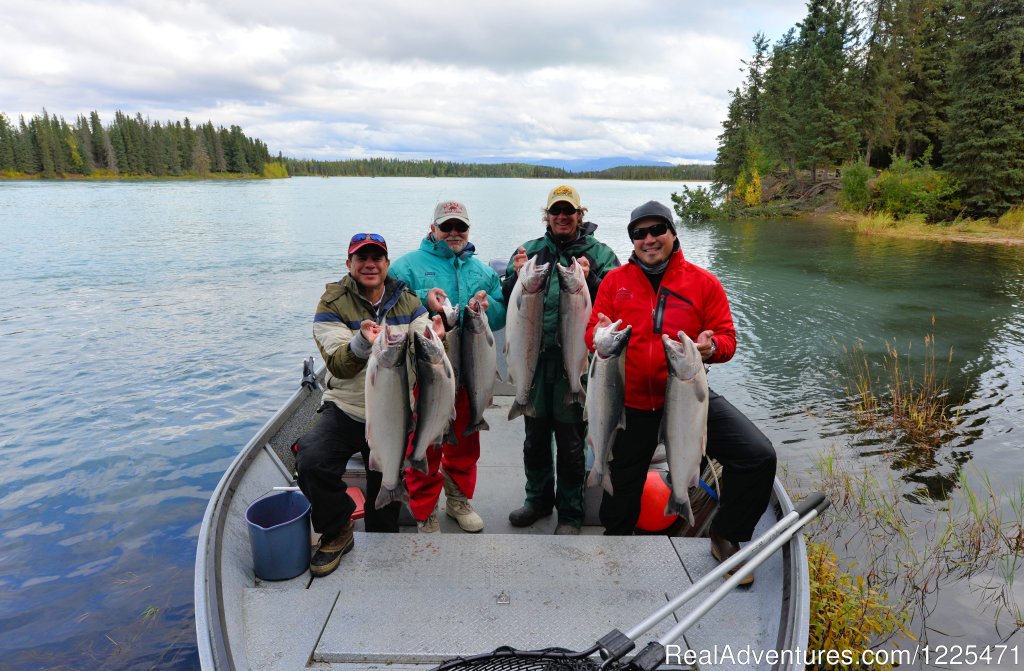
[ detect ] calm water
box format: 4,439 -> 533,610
1,177 -> 1022,668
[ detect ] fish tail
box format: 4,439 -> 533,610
404,457 -> 429,474
563,389 -> 586,406
508,399 -> 534,420
586,467 -> 602,489
374,484 -> 408,510
464,418 -> 490,436
665,496 -> 695,528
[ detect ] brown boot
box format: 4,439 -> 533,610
310,519 -> 354,577
710,530 -> 754,586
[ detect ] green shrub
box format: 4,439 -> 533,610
671,185 -> 720,222
872,157 -> 960,222
839,161 -> 872,212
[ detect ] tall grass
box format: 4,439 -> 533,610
838,319 -> 958,448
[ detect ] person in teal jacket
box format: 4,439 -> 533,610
389,200 -> 507,533
501,185 -> 620,534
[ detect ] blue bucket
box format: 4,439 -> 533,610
245,490 -> 312,581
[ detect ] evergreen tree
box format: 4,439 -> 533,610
760,29 -> 800,177
0,113 -> 15,171
16,116 -> 39,173
897,0 -> 956,163
945,0 -> 1024,217
713,88 -> 749,190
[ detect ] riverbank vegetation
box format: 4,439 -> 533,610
673,0 -> 1024,238
0,110 -> 283,179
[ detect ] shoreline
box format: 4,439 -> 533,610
809,210 -> 1024,247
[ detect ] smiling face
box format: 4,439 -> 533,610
432,218 -> 470,254
630,218 -> 676,266
346,247 -> 390,295
545,200 -> 583,241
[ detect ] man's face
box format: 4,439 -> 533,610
346,247 -> 390,292
630,219 -> 675,266
432,218 -> 470,254
546,200 -> 581,241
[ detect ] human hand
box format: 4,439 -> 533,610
426,288 -> 448,313
469,290 -> 489,312
595,312 -> 612,330
512,247 -> 527,273
360,320 -> 383,344
695,330 -> 715,361
576,256 -> 590,278
430,315 -> 446,338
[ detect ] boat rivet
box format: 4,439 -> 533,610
496,590 -> 510,605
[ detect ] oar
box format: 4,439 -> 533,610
619,492 -> 831,671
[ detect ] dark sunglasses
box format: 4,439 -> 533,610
548,204 -> 578,216
629,222 -> 670,240
437,220 -> 469,233
351,232 -> 386,244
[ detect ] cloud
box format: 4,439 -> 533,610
0,0 -> 809,162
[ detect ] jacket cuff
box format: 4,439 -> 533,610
349,331 -> 373,359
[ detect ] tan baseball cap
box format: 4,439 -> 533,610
545,185 -> 581,209
432,200 -> 471,226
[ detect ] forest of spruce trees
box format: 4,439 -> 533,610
0,110 -> 277,178
713,0 -> 1024,219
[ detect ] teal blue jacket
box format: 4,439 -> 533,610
389,236 -> 507,330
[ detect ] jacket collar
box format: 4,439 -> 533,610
423,234 -> 477,260
544,221 -> 598,249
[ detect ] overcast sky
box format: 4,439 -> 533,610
0,1 -> 809,164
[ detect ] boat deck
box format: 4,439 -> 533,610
227,397 -> 783,671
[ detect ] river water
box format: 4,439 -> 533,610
1,177 -> 1022,668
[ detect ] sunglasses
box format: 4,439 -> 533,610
548,204 -> 578,216
437,220 -> 469,233
351,232 -> 386,244
629,222 -> 671,240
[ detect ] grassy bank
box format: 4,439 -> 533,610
824,210 -> 1024,246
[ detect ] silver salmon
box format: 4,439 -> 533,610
557,258 -> 592,406
660,330 -> 709,527
365,325 -> 412,509
461,300 -> 497,434
505,255 -> 550,420
407,326 -> 457,474
585,320 -> 631,494
441,299 -> 461,387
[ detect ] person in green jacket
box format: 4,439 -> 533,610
501,185 -> 620,534
389,201 -> 507,534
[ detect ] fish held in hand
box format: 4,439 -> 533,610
505,255 -> 550,420
461,300 -> 497,435
407,326 -> 457,474
365,325 -> 412,509
585,320 -> 631,494
660,330 -> 709,527
557,258 -> 591,406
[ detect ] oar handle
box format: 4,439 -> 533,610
794,491 -> 829,517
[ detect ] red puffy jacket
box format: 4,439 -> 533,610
584,251 -> 736,411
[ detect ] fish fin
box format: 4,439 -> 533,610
404,457 -> 429,474
374,484 -> 409,510
508,399 -> 534,420
485,330 -> 495,347
616,409 -> 627,431
367,452 -> 380,472
603,473 -> 614,496
464,418 -> 489,435
563,389 -> 586,406
665,496 -> 696,528
443,423 -> 458,445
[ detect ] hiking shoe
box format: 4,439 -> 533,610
417,507 -> 441,533
310,520 -> 354,578
442,471 -> 484,533
508,505 -> 553,527
554,523 -> 581,536
710,530 -> 754,586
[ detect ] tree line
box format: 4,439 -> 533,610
0,110 -> 277,178
284,157 -> 713,181
713,0 -> 1024,218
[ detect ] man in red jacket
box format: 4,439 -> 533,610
584,200 -> 776,585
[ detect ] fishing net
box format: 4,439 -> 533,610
431,646 -> 605,671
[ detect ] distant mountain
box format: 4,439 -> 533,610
472,156 -> 677,171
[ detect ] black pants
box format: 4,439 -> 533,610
600,390 -> 777,541
294,402 -> 401,536
521,416 -> 587,527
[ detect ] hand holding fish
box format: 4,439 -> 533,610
426,288 -> 448,312
430,315 -> 446,338
695,329 -> 715,361
512,246 -> 527,273
469,290 -> 489,313
360,320 -> 383,344
576,256 -> 590,278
